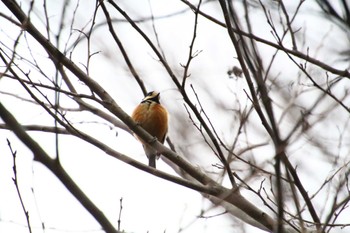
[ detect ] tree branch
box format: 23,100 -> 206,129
0,102 -> 119,233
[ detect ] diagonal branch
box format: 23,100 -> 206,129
99,0 -> 147,95
0,102 -> 119,233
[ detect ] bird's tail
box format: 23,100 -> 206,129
144,145 -> 157,168
148,154 -> 156,168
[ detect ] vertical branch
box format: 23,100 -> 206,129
7,139 -> 33,233
147,0 -> 166,60
42,0 -> 51,41
117,197 -> 123,232
279,0 -> 297,50
275,150 -> 284,233
286,164 -> 306,233
181,0 -> 202,88
31,180 -> 46,231
85,0 -> 100,77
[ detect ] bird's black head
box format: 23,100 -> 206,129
142,91 -> 160,104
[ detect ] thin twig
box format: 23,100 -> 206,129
7,139 -> 33,233
117,197 -> 123,231
181,0 -> 202,88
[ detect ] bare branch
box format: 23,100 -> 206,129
8,139 -> 33,233
0,103 -> 119,233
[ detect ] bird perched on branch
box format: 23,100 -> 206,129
131,91 -> 168,168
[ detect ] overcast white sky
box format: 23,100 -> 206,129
1,0 -> 350,233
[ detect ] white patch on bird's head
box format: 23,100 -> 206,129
142,91 -> 160,104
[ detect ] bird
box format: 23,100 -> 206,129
131,91 -> 168,168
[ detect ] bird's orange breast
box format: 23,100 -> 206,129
131,102 -> 168,143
